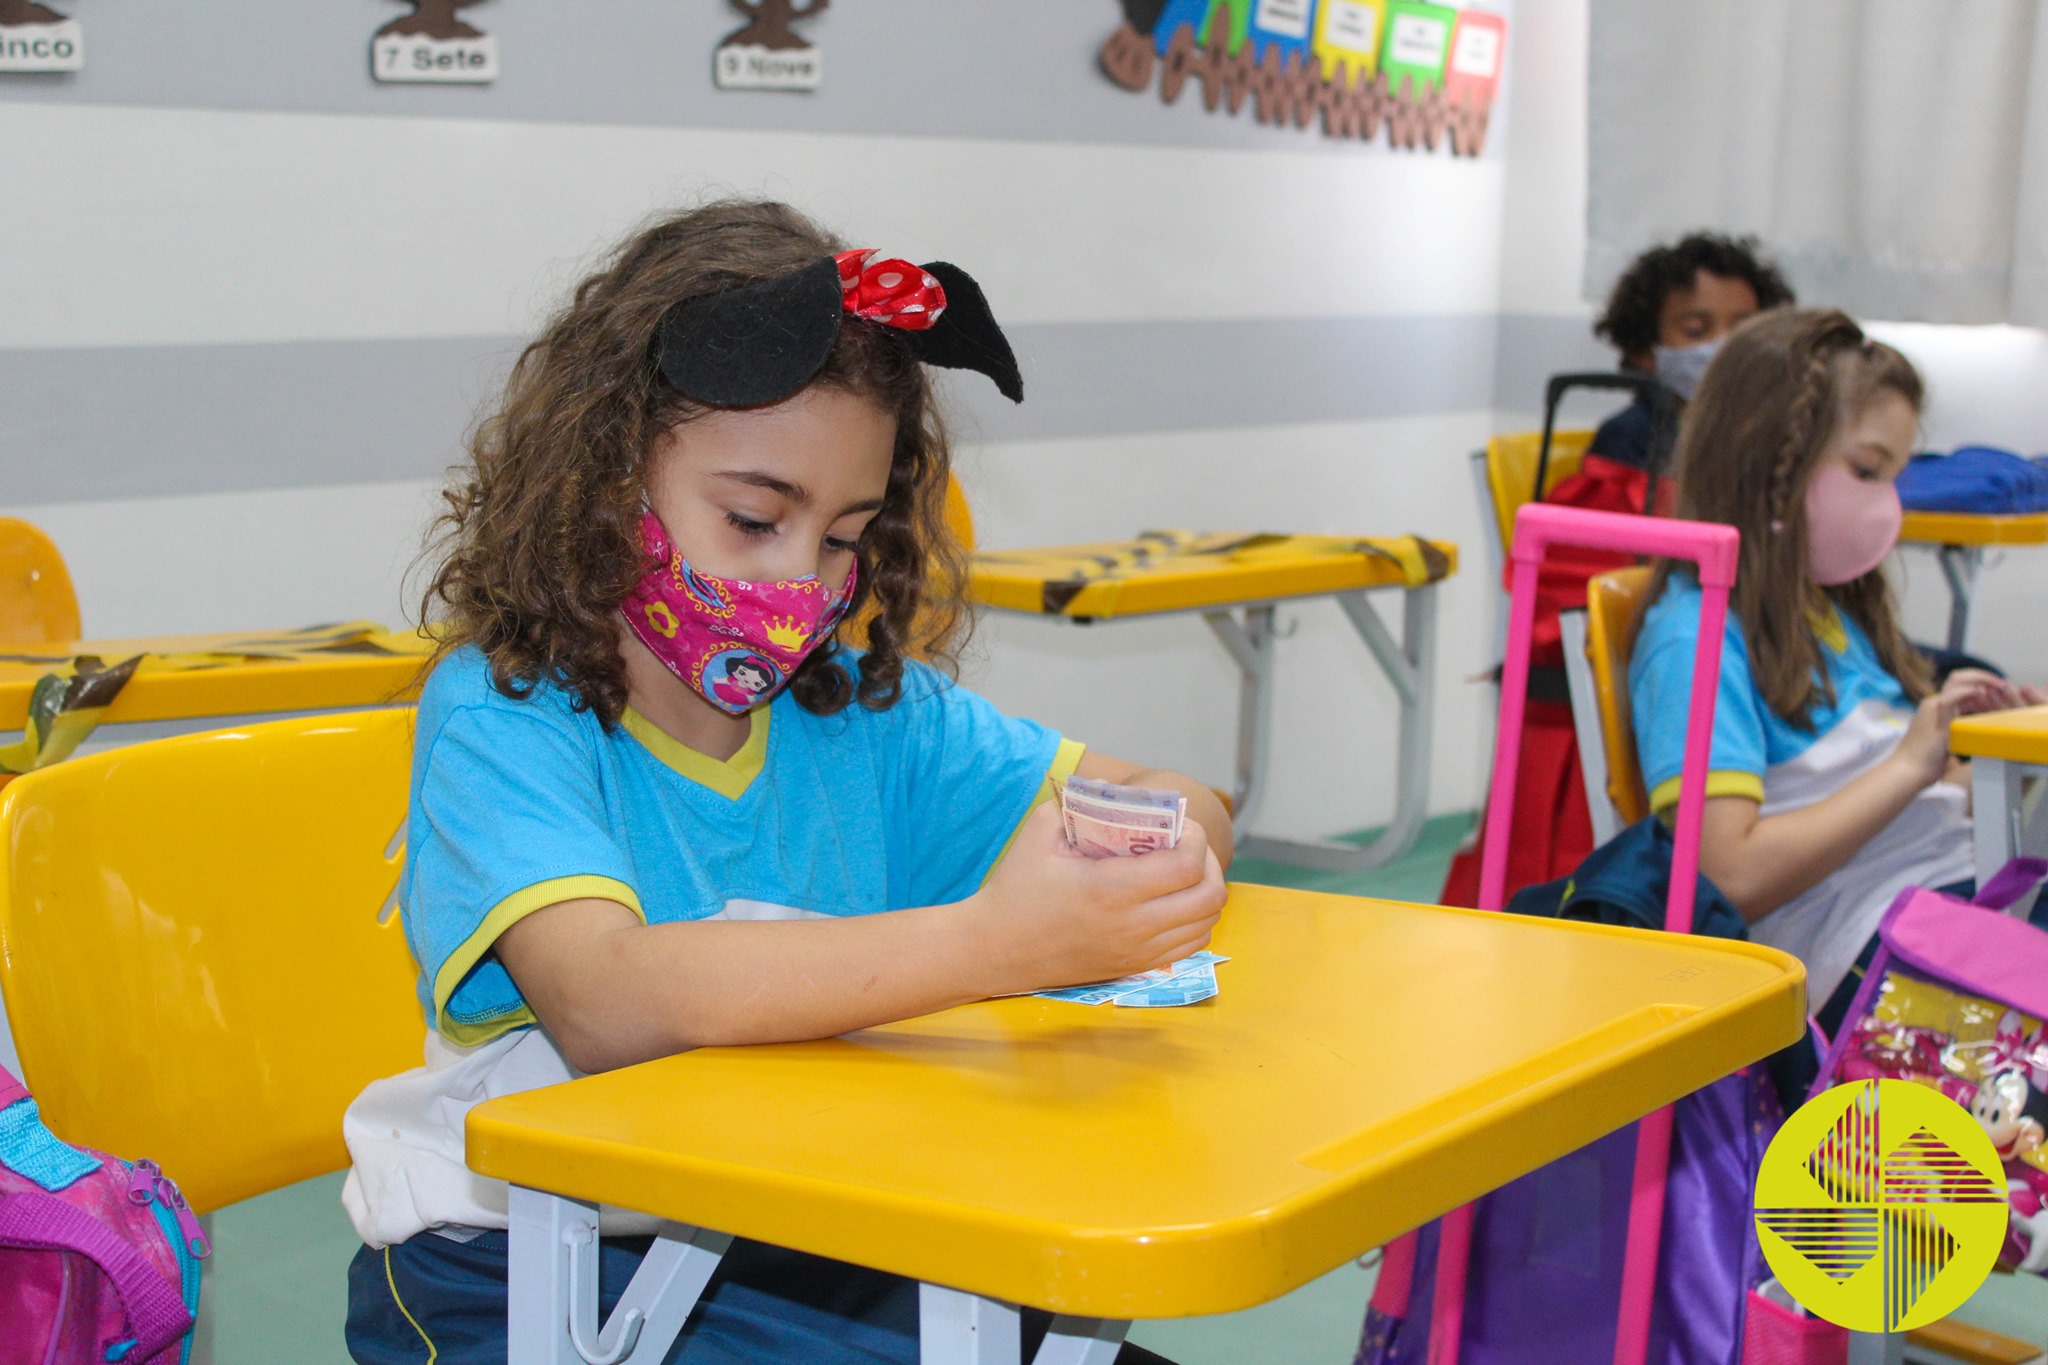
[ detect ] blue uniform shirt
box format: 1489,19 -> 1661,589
1629,576 -> 1912,812
403,647 -> 1081,1045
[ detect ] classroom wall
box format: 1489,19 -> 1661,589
2,0 -> 1537,843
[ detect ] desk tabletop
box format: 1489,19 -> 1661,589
1952,704 -> 2048,764
1900,510 -> 2048,548
968,531 -> 1458,619
467,884 -> 1803,1320
0,622 -> 432,730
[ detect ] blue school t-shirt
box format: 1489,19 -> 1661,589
1629,575 -> 1912,812
402,645 -> 1083,1046
1627,576 -> 1971,1004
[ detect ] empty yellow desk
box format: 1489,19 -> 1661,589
0,621 -> 432,738
1900,510 -> 2048,654
1953,704 -> 2048,906
468,882 -> 1804,1365
968,532 -> 1457,874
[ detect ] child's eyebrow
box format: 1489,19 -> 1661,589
713,470 -> 809,503
713,470 -> 884,516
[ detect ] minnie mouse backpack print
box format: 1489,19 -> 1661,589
0,1062 -> 206,1365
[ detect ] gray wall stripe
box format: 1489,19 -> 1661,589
0,315 -> 1501,505
1490,311 -> 1612,418
0,0 -> 1498,160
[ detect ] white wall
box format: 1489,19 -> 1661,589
1,2 -> 1543,846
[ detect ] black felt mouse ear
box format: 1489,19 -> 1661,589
911,262 -> 1025,404
656,256 -> 845,408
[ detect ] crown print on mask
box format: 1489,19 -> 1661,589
621,511 -> 857,716
760,616 -> 814,652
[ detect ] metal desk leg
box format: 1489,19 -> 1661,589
920,1284 -> 1022,1364
1973,757 -> 2022,898
1848,1331 -> 1905,1365
1035,1316 -> 1131,1364
1938,544 -> 1984,655
1205,604 -> 1278,833
1209,583 -> 1439,872
507,1185 -> 730,1365
919,1287 -> 1129,1365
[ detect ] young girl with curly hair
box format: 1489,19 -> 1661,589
1631,308 -> 2042,1034
339,200 -> 1224,1365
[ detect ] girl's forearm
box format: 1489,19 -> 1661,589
501,898 -> 999,1073
1699,755 -> 1933,920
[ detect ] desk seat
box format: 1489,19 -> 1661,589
969,531 -> 1456,619
1953,704 -> 2048,764
470,883 -> 1803,1326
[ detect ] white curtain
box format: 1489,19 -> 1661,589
1587,0 -> 2048,326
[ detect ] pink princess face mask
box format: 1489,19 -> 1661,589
1803,459 -> 1903,586
621,510 -> 857,715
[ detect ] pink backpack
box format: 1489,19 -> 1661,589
0,1063 -> 206,1365
1813,860 -> 2048,1277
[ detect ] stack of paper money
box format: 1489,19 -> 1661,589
1033,776 -> 1220,1007
1033,952 -> 1227,1008
1054,775 -> 1187,858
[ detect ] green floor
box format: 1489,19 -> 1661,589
198,813 -> 2046,1363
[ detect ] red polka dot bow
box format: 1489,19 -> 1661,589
834,249 -> 946,332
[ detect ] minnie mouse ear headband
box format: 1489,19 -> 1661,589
656,249 -> 1024,408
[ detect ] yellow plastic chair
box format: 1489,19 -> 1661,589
0,710 -> 422,1213
1584,566 -> 1654,826
0,518 -> 81,644
1482,429 -> 1595,555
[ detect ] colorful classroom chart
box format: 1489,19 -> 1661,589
1443,7 -> 1506,107
1151,0 -> 1217,54
1313,0 -> 1385,81
1379,0 -> 1456,93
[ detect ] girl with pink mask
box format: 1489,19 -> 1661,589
337,201 -> 1220,1365
1630,309 -> 2045,1043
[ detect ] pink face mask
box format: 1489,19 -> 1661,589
1803,459 -> 1903,586
620,510 -> 856,715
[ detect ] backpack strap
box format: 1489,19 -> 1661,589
1970,856 -> 2048,913
0,1190 -> 192,1360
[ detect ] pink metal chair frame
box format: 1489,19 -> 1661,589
1431,503 -> 1740,1365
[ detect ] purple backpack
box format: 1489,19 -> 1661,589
0,1063 -> 206,1365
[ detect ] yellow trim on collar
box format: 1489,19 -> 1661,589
433,874 -> 644,1047
985,738 -> 1088,880
620,705 -> 767,800
1648,769 -> 1765,814
1809,605 -> 1848,654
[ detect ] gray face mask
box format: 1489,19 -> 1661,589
1652,337 -> 1722,401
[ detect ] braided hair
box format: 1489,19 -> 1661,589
1652,309 -> 1929,728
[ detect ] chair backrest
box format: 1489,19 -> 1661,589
1584,566 -> 1655,825
0,710 -> 423,1214
943,473 -> 976,553
0,518 -> 81,644
1483,429 -> 1595,554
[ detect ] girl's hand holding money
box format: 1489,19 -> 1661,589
965,801 -> 1226,997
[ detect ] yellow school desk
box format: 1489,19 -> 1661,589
1953,703 -> 2048,906
0,621 -> 432,738
468,882 -> 1805,1365
968,532 -> 1457,873
1900,510 -> 2048,654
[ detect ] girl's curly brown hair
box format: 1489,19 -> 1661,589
421,199 -> 969,726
